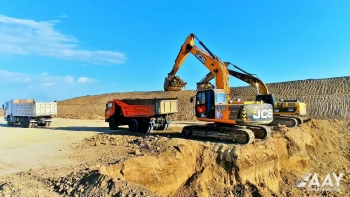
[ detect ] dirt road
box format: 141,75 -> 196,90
0,118 -> 198,177
0,118 -> 105,176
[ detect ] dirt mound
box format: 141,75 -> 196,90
44,119 -> 349,197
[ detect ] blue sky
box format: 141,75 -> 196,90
0,1 -> 349,103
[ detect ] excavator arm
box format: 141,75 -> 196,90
164,33 -> 231,99
197,64 -> 270,95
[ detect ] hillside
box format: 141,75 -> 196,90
58,76 -> 350,120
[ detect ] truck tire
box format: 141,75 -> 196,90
20,118 -> 25,128
109,117 -> 118,130
7,115 -> 13,127
139,119 -> 153,133
24,118 -> 30,128
128,119 -> 139,132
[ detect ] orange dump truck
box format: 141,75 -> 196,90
105,98 -> 178,133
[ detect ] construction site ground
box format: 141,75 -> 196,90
0,117 -> 349,197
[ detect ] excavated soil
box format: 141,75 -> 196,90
0,119 -> 349,197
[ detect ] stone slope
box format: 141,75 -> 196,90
58,76 -> 350,120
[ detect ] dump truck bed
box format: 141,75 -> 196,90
115,98 -> 178,117
11,99 -> 57,117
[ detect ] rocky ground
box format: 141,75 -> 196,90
0,118 -> 349,197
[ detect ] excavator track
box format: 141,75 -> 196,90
270,116 -> 298,127
246,125 -> 271,140
182,124 -> 258,144
294,117 -> 303,125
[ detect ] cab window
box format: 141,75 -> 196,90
197,92 -> 206,104
107,103 -> 113,109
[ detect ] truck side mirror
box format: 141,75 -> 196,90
2,104 -> 4,109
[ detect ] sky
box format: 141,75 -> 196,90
0,0 -> 350,104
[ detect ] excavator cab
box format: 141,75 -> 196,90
193,89 -> 217,119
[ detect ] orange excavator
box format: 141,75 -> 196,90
197,65 -> 307,127
164,33 -> 273,144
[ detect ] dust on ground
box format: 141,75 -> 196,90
0,118 -> 349,197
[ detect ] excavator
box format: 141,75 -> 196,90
197,65 -> 307,127
164,33 -> 273,144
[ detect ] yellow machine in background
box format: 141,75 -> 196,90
164,33 -> 273,144
197,65 -> 307,127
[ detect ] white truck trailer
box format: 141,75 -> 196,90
2,99 -> 57,128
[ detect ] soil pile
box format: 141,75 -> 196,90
39,119 -> 350,197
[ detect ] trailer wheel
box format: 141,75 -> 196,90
128,119 -> 139,132
109,117 -> 118,130
139,119 -> 153,133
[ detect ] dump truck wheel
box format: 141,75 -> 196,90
7,116 -> 13,127
139,119 -> 152,133
109,117 -> 118,130
24,118 -> 30,128
128,119 -> 139,132
20,118 -> 25,128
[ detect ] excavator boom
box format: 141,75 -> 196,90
164,34 -> 231,100
197,64 -> 269,95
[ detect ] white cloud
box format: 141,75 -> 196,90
0,69 -> 100,102
0,69 -> 31,83
77,77 -> 97,83
40,82 -> 55,87
0,15 -> 127,65
64,76 -> 75,83
0,69 -> 98,86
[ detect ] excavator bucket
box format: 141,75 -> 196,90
196,82 -> 214,90
164,76 -> 187,91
